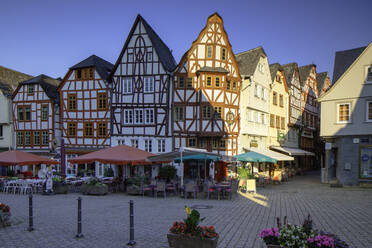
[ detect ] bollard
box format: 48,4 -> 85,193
127,200 -> 136,246
75,197 -> 84,238
27,191 -> 34,232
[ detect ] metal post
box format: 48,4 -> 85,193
127,200 -> 136,246
28,191 -> 34,231
76,197 -> 83,238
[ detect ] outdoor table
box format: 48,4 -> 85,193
214,184 -> 232,200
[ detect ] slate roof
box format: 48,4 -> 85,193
196,66 -> 229,74
332,46 -> 367,84
0,66 -> 33,98
235,46 -> 267,76
298,64 -> 315,87
269,63 -> 282,82
317,72 -> 330,92
70,55 -> 113,81
16,74 -> 61,103
281,63 -> 298,87
110,14 -> 176,79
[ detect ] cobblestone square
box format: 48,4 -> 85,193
1,174 -> 372,248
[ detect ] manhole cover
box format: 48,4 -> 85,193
190,205 -> 213,209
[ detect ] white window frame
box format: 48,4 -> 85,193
130,139 -> 138,148
135,109 -> 143,124
145,139 -> 152,152
145,109 -> 154,124
123,78 -> 132,93
124,110 -> 133,124
157,139 -> 165,153
366,66 -> 372,83
144,76 -> 154,93
336,103 -> 351,124
258,63 -> 264,73
366,101 -> 372,122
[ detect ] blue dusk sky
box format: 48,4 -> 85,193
1,0 -> 371,80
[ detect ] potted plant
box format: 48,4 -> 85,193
167,206 -> 218,248
81,178 -> 108,195
238,167 -> 256,193
53,177 -> 68,194
158,165 -> 177,182
0,203 -> 11,227
126,175 -> 145,195
259,228 -> 280,248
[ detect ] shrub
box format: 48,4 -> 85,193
158,165 -> 177,181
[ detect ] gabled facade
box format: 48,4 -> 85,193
110,15 -> 176,156
172,13 -> 241,156
318,43 -> 372,185
268,64 -> 289,147
236,47 -> 271,152
0,66 -> 32,152
317,72 -> 331,97
12,74 -> 61,155
282,63 -> 302,148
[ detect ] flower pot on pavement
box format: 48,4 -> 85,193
167,233 -> 218,248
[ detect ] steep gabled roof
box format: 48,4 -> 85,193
269,63 -> 282,82
332,46 -> 367,84
235,46 -> 267,76
110,14 -> 176,80
317,72 -> 330,92
298,64 -> 315,87
0,66 -> 33,98
14,74 -> 61,103
70,54 -> 113,81
281,63 -> 298,87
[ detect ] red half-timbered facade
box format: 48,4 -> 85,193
173,13 -> 241,156
58,55 -> 113,154
110,15 -> 176,154
12,74 -> 61,155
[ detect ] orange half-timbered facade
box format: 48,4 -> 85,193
12,74 -> 61,155
58,55 -> 113,158
173,13 -> 241,156
110,15 -> 176,155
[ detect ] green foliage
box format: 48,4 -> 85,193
238,167 -> 254,179
127,174 -> 146,186
158,165 -> 177,181
84,178 -> 104,186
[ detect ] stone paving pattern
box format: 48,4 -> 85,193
1,174 -> 372,248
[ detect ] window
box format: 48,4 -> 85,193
276,74 -> 281,82
254,84 -> 259,97
247,110 -> 254,122
145,139 -> 152,152
17,132 -> 23,145
97,93 -> 107,110
25,107 -> 31,121
68,123 -> 76,137
175,107 -> 184,121
89,68 -> 94,79
220,140 -> 226,148
144,77 -> 154,92
84,123 -> 93,137
270,114 -> 275,128
202,106 -> 212,119
42,131 -> 48,145
41,105 -> 48,120
147,52 -> 152,62
178,77 -> 184,88
124,110 -> 133,124
206,77 -> 212,87
256,111 -> 260,123
0,125 -> 2,137
215,77 -> 220,88
276,116 -> 280,129
261,88 -> 265,100
188,138 -> 196,147
131,139 -> 138,148
135,110 -> 143,124
145,109 -> 154,124
187,78 -> 193,88
98,122 -> 107,137
258,63 -> 264,73
367,101 -> 372,121
76,69 -> 82,80
158,139 -> 165,153
123,78 -> 132,93
232,81 -> 236,90
25,131 -> 31,145
221,48 -> 226,60
213,139 -> 218,148
18,106 -> 24,121
27,85 -> 34,94
273,92 -> 278,105
214,107 -> 222,119
337,103 -> 350,123
262,113 -> 267,124
281,117 -> 285,130
199,139 -> 206,148
207,46 -> 212,58
67,94 -> 77,111
33,131 -> 40,145
227,80 -> 231,90
279,94 -> 284,107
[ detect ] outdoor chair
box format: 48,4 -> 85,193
205,181 -> 218,200
166,181 -> 177,196
142,182 -> 153,197
222,181 -> 233,200
257,176 -> 266,187
155,181 -> 166,198
184,181 -> 197,199
20,181 -> 32,195
3,181 -> 15,194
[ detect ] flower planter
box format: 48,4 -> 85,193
266,245 -> 281,248
167,233 -> 218,248
126,184 -> 142,195
0,212 -> 11,227
81,184 -> 108,195
53,184 -> 68,194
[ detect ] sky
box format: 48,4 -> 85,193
1,0 -> 371,81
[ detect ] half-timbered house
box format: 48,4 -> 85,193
12,74 -> 61,158
58,55 -> 113,176
173,13 -> 241,158
110,15 -> 176,178
317,72 -> 331,97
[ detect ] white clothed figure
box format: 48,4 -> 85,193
209,161 -> 214,180
45,170 -> 53,192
